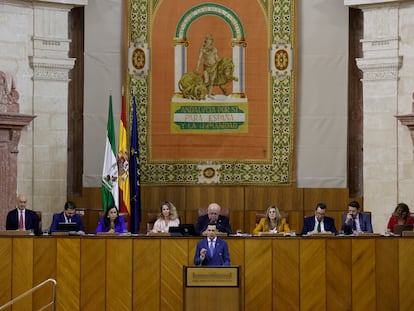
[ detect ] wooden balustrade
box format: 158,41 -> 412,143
1,235 -> 413,311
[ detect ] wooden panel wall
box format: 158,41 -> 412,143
1,236 -> 414,311
69,186 -> 363,234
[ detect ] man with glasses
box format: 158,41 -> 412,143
195,202 -> 232,236
301,203 -> 337,235
6,194 -> 40,235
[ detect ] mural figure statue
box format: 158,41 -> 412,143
195,34 -> 219,98
178,34 -> 238,101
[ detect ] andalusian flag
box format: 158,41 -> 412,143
101,95 -> 119,212
118,88 -> 130,216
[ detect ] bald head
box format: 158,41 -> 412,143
16,194 -> 27,210
207,203 -> 221,222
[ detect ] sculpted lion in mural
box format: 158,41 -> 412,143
178,57 -> 238,100
178,72 -> 208,100
213,57 -> 238,96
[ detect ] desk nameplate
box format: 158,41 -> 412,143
184,266 -> 239,287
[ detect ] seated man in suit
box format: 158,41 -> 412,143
6,194 -> 40,235
342,201 -> 373,235
195,203 -> 232,235
50,201 -> 85,234
301,203 -> 337,235
194,223 -> 230,266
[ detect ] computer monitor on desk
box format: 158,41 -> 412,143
169,224 -> 197,236
394,224 -> 413,235
56,222 -> 78,232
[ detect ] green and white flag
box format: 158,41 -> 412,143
101,95 -> 119,212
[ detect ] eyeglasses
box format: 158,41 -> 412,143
19,201 -> 27,203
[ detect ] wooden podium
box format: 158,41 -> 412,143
183,266 -> 240,311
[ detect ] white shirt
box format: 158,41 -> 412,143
209,237 -> 217,248
354,216 -> 361,232
152,218 -> 180,233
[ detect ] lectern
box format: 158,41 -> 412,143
183,266 -> 240,311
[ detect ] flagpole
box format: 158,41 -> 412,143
101,93 -> 119,212
129,93 -> 141,233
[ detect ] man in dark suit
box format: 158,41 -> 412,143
50,201 -> 85,233
342,201 -> 373,235
194,223 -> 230,266
6,194 -> 40,235
195,203 -> 232,235
301,203 -> 338,235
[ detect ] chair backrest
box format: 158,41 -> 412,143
197,207 -> 229,218
34,211 -> 42,234
146,212 -> 159,232
119,212 -> 129,229
75,208 -> 86,216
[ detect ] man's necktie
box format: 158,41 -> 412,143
19,211 -> 24,229
209,240 -> 214,256
317,221 -> 321,232
352,219 -> 357,231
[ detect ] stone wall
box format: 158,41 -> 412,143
346,0 -> 414,232
0,0 -> 86,230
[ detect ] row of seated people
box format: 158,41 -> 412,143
149,200 -> 414,236
5,194 -> 414,236
253,201 -> 414,236
5,194 -> 129,235
148,201 -> 231,236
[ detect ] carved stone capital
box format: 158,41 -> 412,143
29,56 -> 76,81
356,55 -> 402,81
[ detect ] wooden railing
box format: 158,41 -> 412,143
0,278 -> 56,311
2,236 -> 413,311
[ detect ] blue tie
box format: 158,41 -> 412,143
209,240 -> 214,256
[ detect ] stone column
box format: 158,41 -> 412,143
345,0 -> 403,232
0,0 -> 86,229
27,2 -> 79,229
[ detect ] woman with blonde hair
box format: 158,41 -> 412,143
387,203 -> 413,234
253,205 -> 290,235
152,200 -> 180,233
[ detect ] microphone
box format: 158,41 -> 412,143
219,253 -> 223,265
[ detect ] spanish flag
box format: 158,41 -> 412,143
118,87 -> 130,216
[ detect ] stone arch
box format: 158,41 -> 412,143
173,3 -> 246,96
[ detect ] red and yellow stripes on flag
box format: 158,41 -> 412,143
118,88 -> 130,215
